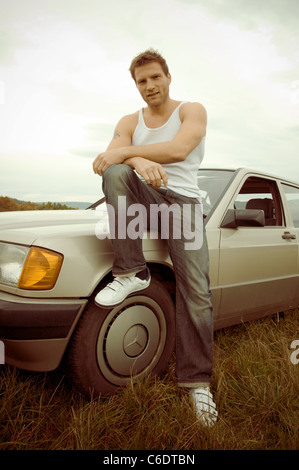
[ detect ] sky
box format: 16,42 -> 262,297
0,0 -> 298,203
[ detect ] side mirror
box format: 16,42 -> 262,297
221,209 -> 265,228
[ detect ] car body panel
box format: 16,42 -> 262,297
0,290 -> 87,370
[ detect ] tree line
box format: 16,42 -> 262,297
0,196 -> 76,212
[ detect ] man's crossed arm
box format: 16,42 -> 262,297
92,102 -> 206,188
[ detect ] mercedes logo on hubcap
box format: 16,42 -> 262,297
123,324 -> 148,357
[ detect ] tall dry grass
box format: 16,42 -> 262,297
0,309 -> 298,450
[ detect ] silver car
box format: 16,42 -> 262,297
0,167 -> 298,396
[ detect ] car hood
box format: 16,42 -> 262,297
0,208 -> 108,245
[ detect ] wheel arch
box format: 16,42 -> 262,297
92,262 -> 176,302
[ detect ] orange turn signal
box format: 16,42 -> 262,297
18,247 -> 63,290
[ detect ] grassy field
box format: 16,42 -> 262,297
0,309 -> 298,450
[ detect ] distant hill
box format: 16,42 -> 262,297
58,201 -> 92,210
0,196 -> 92,212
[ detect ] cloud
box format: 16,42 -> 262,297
69,123 -> 115,158
0,0 -> 298,202
0,149 -> 103,203
198,0 -> 299,31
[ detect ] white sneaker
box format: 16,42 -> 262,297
189,387 -> 218,427
95,269 -> 151,308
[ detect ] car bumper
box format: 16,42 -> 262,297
0,290 -> 87,371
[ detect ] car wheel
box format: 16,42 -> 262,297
66,277 -> 175,397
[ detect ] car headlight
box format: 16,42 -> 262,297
0,242 -> 63,290
0,242 -> 29,287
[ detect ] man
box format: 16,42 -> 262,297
92,49 -> 217,427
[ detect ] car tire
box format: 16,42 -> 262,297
66,277 -> 176,397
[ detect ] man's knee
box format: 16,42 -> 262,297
102,164 -> 134,192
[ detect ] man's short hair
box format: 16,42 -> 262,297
129,48 -> 169,81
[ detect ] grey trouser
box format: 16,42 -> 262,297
102,164 -> 213,387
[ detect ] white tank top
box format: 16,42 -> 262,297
132,101 -> 205,199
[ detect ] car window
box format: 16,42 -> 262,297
281,183 -> 299,227
233,176 -> 283,226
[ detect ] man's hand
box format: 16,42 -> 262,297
92,149 -> 167,188
127,157 -> 168,188
93,148 -> 126,176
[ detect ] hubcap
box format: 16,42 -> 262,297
96,295 -> 166,386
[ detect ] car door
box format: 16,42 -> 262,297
280,181 -> 299,306
217,174 -> 298,326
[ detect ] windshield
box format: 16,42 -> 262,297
197,169 -> 235,216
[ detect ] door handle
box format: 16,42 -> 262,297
282,232 -> 296,240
